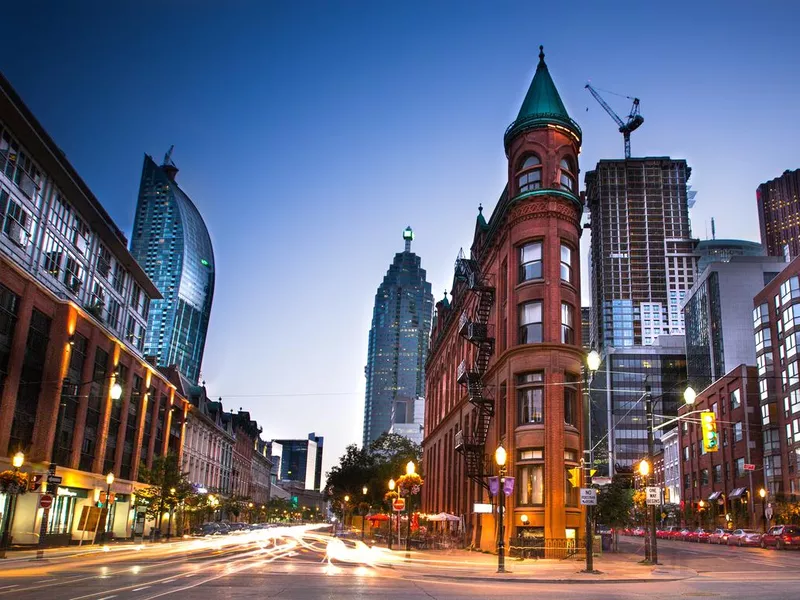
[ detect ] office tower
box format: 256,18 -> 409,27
683,256 -> 785,390
129,152 -> 215,383
424,47 -> 587,543
362,227 -> 433,447
757,168 -> 800,260
586,158 -> 697,350
273,433 -> 323,491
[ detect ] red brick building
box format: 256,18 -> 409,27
422,48 -> 586,548
0,71 -> 188,544
754,255 -> 800,499
679,365 -> 764,530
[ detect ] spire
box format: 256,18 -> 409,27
504,46 -> 581,148
403,226 -> 414,252
161,145 -> 179,181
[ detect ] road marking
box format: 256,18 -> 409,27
96,597 -> 117,600
0,587 -> 19,591
132,587 -> 151,592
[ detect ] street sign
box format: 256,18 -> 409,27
392,498 -> 406,512
473,503 -> 493,514
39,495 -> 53,509
593,476 -> 612,486
580,488 -> 597,505
646,487 -> 662,506
47,475 -> 62,485
744,463 -> 756,471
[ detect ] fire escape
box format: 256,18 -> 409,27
453,249 -> 495,490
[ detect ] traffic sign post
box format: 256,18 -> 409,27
39,495 -> 53,510
646,487 -> 662,506
392,498 -> 406,512
580,488 -> 597,505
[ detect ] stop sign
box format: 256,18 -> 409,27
393,498 -> 406,511
40,494 -> 53,509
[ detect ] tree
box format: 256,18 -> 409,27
136,453 -> 194,532
594,475 -> 634,552
325,444 -> 376,516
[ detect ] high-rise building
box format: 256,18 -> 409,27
581,307 -> 591,351
589,336 -> 688,474
683,256 -> 785,390
389,396 -> 425,445
423,47 -> 587,546
586,158 -> 697,350
129,153 -> 215,383
695,239 -> 765,276
362,227 -> 433,447
757,169 -> 800,260
273,433 -> 323,491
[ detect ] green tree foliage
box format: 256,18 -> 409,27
136,453 -> 194,522
595,475 -> 635,530
325,433 -> 423,515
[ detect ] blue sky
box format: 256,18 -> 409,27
3,1 -> 799,481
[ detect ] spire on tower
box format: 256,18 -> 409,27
403,226 -> 414,252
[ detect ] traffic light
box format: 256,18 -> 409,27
701,411 -> 719,452
568,467 -> 581,488
291,495 -> 299,508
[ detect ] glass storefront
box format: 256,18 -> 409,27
46,487 -> 87,535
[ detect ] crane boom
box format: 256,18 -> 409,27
585,83 -> 644,159
585,84 -> 624,128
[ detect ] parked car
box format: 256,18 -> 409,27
708,528 -> 734,545
677,528 -> 692,541
658,526 -> 680,539
694,528 -> 712,542
727,529 -> 762,547
761,525 -> 800,550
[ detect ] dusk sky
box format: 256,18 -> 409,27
3,1 -> 798,482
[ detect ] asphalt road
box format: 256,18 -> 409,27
1,527 -> 800,599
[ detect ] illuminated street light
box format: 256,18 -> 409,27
683,386 -> 697,406
110,382 -> 122,400
406,461 -> 416,476
638,459 -> 650,477
495,444 -> 508,573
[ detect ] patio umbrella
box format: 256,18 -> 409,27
366,513 -> 390,521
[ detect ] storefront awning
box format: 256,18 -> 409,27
729,487 -> 748,499
708,491 -> 723,501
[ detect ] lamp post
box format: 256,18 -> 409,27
165,487 -> 177,540
102,472 -> 114,544
361,486 -> 368,542
494,445 -> 507,573
405,461 -> 416,559
583,350 -> 601,574
637,458 -> 655,563
343,495 -> 350,535
0,452 -> 25,554
759,488 -> 767,531
388,479 -> 395,550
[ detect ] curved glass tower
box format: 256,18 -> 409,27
130,152 -> 215,383
363,227 -> 433,448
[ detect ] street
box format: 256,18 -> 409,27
2,527 -> 800,599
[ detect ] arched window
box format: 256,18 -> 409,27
517,154 -> 542,193
560,157 -> 576,192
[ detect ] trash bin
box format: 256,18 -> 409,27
600,532 -> 613,551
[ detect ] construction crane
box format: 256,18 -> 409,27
585,84 -> 643,159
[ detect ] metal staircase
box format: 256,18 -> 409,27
453,249 -> 495,491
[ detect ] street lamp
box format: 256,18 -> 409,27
388,479 -> 396,550
759,488 -> 767,531
404,461 -> 416,558
361,486 -> 368,542
102,472 -> 114,544
0,452 -> 25,553
495,445 -> 507,574
110,381 -> 122,400
583,350 -> 600,574
683,386 -> 697,406
343,495 -> 350,534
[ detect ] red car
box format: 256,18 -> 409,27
708,528 -> 734,545
727,529 -> 762,547
760,525 -> 800,550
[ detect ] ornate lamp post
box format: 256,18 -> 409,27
388,479 -> 396,550
102,472 -> 114,544
583,350 -> 601,574
638,459 -> 655,563
403,461 -> 418,559
494,445 -> 507,573
343,495 -> 350,535
361,486 -> 368,541
0,452 -> 26,554
759,488 -> 767,531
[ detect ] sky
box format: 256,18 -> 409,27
2,0 -> 799,484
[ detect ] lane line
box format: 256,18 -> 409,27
132,587 -> 151,592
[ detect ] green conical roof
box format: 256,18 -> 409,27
516,46 -> 569,122
504,46 -> 581,149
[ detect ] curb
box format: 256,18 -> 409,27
421,573 -> 695,585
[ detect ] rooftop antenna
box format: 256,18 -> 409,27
163,144 -> 175,166
711,217 -> 716,240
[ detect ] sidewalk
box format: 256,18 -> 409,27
0,537 -> 183,563
403,548 -> 698,584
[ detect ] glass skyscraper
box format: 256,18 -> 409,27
363,227 -> 433,448
130,152 -> 215,383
